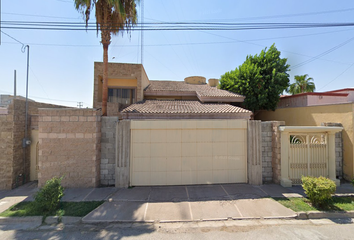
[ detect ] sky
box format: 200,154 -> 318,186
1,0 -> 354,107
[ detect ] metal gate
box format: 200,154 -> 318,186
289,133 -> 328,184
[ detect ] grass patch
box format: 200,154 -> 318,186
0,201 -> 103,217
274,197 -> 354,212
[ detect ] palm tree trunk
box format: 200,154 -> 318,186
102,43 -> 109,116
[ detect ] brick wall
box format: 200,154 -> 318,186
38,108 -> 101,188
101,117 -> 117,186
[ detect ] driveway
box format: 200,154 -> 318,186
82,184 -> 301,223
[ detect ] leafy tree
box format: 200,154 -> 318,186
220,44 -> 290,112
288,74 -> 315,95
75,0 -> 138,116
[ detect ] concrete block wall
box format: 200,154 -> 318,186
101,117 -> 118,186
261,121 -> 284,184
261,122 -> 273,183
38,108 -> 101,188
271,121 -> 284,184
322,122 -> 343,179
0,106 -> 14,189
0,99 -> 65,190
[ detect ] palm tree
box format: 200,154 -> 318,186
75,0 -> 138,116
288,74 -> 316,95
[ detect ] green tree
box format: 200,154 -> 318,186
288,74 -> 315,95
220,44 -> 290,112
74,0 -> 138,116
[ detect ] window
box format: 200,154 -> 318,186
108,88 -> 136,104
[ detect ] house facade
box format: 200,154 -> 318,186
256,89 -> 353,181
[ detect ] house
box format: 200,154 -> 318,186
256,88 -> 354,181
93,62 -> 252,120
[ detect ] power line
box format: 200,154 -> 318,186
2,21 -> 354,31
291,36 -> 354,69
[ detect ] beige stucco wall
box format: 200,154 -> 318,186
256,103 -> 354,180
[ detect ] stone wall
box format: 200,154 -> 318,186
38,108 -> 101,188
322,122 -> 343,178
101,117 -> 118,186
0,99 -> 65,190
261,122 -> 273,183
261,121 -> 284,184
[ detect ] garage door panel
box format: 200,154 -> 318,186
150,143 -> 166,157
133,143 -> 150,157
166,157 -> 182,171
181,157 -> 197,171
166,130 -> 181,143
131,120 -> 247,186
227,142 -> 245,156
229,170 -> 246,182
151,130 -> 166,143
182,171 -> 197,184
133,158 -> 150,172
166,144 -> 182,157
182,130 -> 197,142
212,142 -> 227,156
151,157 -> 167,172
133,130 -> 150,143
182,143 -> 196,157
228,130 -> 245,142
133,171 -> 151,186
213,170 -> 229,183
213,156 -> 228,170
228,156 -> 246,170
166,172 -> 182,185
151,172 -> 166,185
213,129 -> 228,142
197,157 -> 212,171
197,143 -> 212,156
197,170 -> 213,184
196,130 -> 212,142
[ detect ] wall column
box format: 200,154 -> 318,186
247,120 -> 262,185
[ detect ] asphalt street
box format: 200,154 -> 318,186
1,219 -> 354,240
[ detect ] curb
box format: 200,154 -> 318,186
0,216 -> 42,224
296,211 -> 354,219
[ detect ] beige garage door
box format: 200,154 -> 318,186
130,120 -> 247,186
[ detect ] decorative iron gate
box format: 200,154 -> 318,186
289,133 -> 328,184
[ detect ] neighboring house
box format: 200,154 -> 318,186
93,62 -> 252,120
256,88 -> 354,181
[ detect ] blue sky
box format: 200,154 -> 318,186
1,0 -> 354,107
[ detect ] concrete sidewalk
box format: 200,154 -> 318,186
0,182 -> 353,223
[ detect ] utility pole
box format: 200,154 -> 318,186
77,102 -> 83,108
141,0 -> 144,65
14,70 -> 16,99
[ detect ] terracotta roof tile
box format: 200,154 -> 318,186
145,81 -> 244,98
121,100 -> 251,114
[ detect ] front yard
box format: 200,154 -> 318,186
274,196 -> 354,212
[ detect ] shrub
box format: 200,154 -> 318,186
34,176 -> 64,214
301,176 -> 336,207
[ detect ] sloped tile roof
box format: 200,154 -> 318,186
145,81 -> 244,98
121,100 -> 251,114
